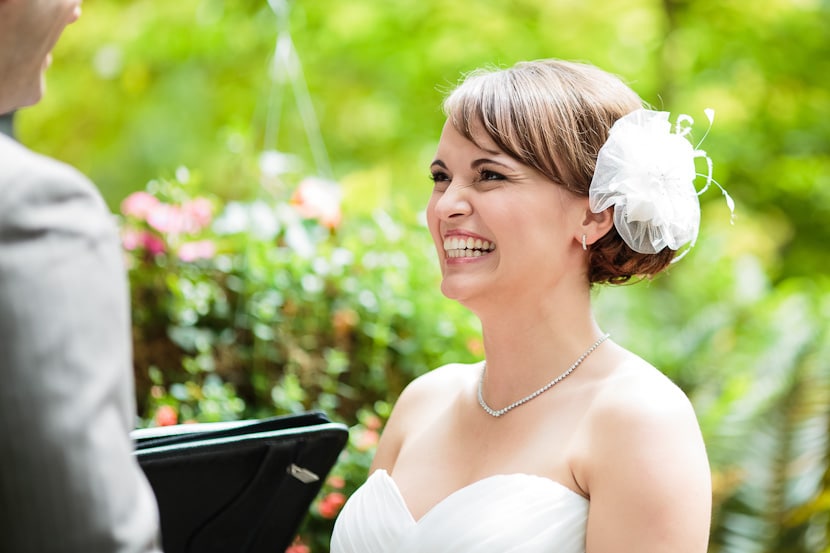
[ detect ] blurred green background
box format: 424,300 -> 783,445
13,0 -> 830,551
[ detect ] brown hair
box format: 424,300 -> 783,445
442,59 -> 677,284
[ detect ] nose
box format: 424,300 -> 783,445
433,182 -> 473,220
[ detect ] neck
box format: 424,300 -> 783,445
471,283 -> 605,407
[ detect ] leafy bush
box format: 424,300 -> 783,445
122,169 -> 480,423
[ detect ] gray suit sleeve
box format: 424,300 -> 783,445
0,141 -> 162,553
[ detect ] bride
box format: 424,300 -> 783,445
331,59 -> 716,553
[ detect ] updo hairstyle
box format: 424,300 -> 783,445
442,59 -> 677,284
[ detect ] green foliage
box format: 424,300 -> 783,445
122,173 -> 480,427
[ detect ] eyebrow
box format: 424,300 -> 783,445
429,158 -> 513,171
471,158 -> 512,170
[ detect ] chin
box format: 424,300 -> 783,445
24,90 -> 45,108
439,275 -> 480,305
18,79 -> 46,109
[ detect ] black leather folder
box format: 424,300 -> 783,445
132,411 -> 348,553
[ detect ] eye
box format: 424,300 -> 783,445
474,169 -> 507,190
478,169 -> 506,182
429,171 -> 450,191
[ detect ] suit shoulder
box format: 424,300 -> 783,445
0,135 -> 103,209
0,136 -> 110,235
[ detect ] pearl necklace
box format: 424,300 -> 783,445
477,333 -> 611,418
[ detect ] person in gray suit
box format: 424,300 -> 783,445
0,1 -> 162,551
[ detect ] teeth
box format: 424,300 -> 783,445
442,236 -> 496,258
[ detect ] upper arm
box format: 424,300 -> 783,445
369,376 -> 424,474
583,382 -> 712,553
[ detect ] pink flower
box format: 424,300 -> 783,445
285,536 -> 310,553
121,229 -> 143,251
182,198 -> 213,232
143,233 -> 166,256
317,492 -> 346,519
155,405 -> 178,427
146,198 -> 214,235
177,240 -> 216,262
121,229 -> 166,255
363,414 -> 382,431
327,475 -> 346,489
121,191 -> 160,220
291,177 -> 342,229
147,203 -> 187,235
355,429 -> 379,452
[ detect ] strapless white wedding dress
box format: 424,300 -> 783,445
330,469 -> 589,552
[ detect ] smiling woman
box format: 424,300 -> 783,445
330,59 -> 719,553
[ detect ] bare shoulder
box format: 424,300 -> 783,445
404,361 -> 477,401
369,362 -> 479,473
578,350 -> 712,552
585,352 -> 706,472
387,362 -> 478,430
592,352 -> 699,427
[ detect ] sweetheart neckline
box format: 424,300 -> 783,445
372,469 -> 588,524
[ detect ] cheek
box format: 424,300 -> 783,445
425,197 -> 446,263
425,195 -> 440,238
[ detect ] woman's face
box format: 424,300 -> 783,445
426,120 -> 588,308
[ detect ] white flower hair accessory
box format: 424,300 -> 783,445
589,108 -> 734,261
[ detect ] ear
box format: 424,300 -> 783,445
576,204 -> 614,248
